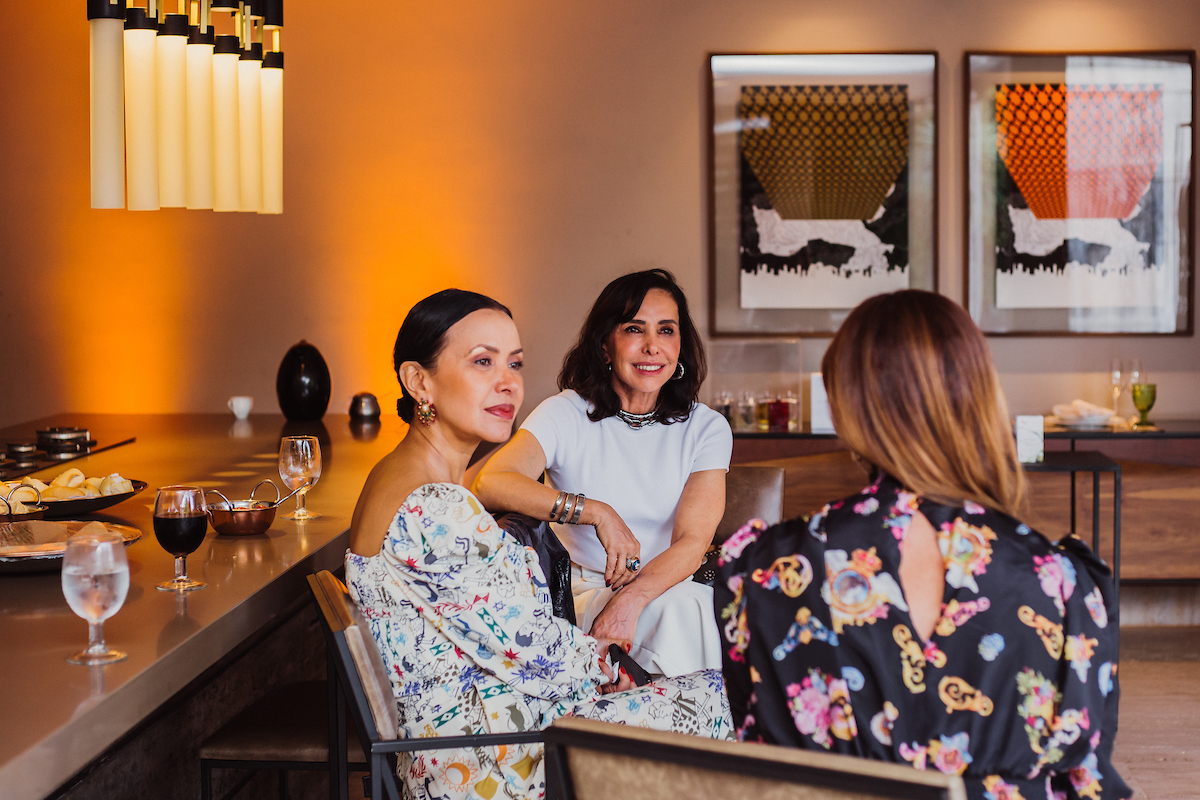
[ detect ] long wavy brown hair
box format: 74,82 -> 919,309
559,269 -> 706,424
821,290 -> 1025,517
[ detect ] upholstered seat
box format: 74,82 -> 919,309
198,679 -> 368,800
693,464 -> 785,585
198,681 -> 366,763
715,465 -> 785,544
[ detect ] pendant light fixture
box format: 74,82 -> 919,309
237,40 -> 264,212
123,5 -> 159,210
88,0 -> 284,212
185,1 -> 215,209
89,0 -> 127,209
212,32 -> 241,212
260,0 -> 282,214
156,11 -> 188,207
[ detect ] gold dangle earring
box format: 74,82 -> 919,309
416,399 -> 437,427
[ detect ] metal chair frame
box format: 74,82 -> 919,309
308,571 -> 544,800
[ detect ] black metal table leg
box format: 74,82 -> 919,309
1092,471 -> 1101,553
1070,470 -> 1077,534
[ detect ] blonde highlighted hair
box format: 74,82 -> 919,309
821,290 -> 1025,517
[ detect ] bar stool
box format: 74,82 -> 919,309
199,678 -> 368,800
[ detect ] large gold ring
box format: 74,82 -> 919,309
626,558 -> 641,571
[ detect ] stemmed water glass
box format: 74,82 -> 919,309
279,436 -> 322,520
154,486 -> 208,592
62,529 -> 130,665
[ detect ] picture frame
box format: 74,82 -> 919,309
708,52 -> 938,337
965,51 -> 1195,336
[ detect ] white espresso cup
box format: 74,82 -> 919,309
227,396 -> 254,420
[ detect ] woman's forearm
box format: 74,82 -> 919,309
615,534 -> 710,609
472,469 -> 563,520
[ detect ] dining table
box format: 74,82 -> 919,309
0,412 -> 401,800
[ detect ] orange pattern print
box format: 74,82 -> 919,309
995,83 -> 1163,220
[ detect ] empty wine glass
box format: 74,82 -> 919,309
154,486 -> 208,592
62,528 -> 130,665
279,436 -> 322,520
1128,358 -> 1144,386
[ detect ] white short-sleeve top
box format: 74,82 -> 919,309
520,389 -> 733,573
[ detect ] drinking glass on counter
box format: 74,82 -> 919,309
279,435 -> 322,520
154,485 -> 208,592
63,529 -> 130,664
1132,381 -> 1157,429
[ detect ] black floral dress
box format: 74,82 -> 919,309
716,474 -> 1129,800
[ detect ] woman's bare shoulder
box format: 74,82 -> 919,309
349,451 -> 435,557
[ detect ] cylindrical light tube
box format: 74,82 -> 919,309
124,7 -> 159,210
156,14 -> 188,207
237,43 -> 263,212
212,34 -> 241,212
260,51 -> 282,214
88,0 -> 126,209
185,24 -> 215,209
123,7 -> 159,212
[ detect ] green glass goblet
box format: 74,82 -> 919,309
1131,383 -> 1157,429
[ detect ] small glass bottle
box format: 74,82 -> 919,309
737,391 -> 757,432
785,390 -> 800,432
755,391 -> 771,432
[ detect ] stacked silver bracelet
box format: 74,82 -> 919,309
550,491 -> 586,525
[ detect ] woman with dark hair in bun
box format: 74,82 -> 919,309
475,269 -> 732,678
347,289 -> 732,800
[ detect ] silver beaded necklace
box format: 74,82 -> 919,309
616,409 -> 658,429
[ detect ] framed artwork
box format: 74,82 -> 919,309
965,51 -> 1195,335
708,53 -> 938,337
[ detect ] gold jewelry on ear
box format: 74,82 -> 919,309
416,399 -> 437,427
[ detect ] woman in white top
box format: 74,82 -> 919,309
474,269 -> 732,676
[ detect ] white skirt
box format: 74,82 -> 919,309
571,563 -> 723,678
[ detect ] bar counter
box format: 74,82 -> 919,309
0,413 -> 402,800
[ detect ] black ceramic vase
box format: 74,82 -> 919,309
276,340 -> 331,421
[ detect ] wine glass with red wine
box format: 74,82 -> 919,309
154,485 -> 208,592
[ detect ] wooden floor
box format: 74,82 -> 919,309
744,450 -> 1200,580
1112,627 -> 1200,800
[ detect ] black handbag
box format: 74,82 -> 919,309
495,513 -> 577,626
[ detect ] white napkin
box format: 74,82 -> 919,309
1051,399 -> 1113,423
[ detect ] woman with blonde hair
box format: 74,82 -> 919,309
717,290 -> 1128,800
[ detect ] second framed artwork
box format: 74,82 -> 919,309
966,51 -> 1195,335
708,53 -> 938,336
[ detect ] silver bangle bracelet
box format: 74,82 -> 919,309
568,494 -> 586,525
549,491 -> 567,522
559,493 -> 576,524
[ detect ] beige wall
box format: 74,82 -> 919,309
2,0 -> 1198,428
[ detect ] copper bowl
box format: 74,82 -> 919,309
1,487 -> 47,522
206,482 -> 279,536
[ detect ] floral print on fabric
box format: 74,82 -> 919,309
785,668 -> 857,748
717,474 -> 1129,800
347,483 -> 733,800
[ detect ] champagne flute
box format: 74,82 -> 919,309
63,528 -> 130,665
154,486 -> 208,592
279,436 -> 322,520
1127,358 -> 1143,387
1110,359 -> 1123,414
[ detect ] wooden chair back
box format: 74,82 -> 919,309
544,717 -> 966,800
